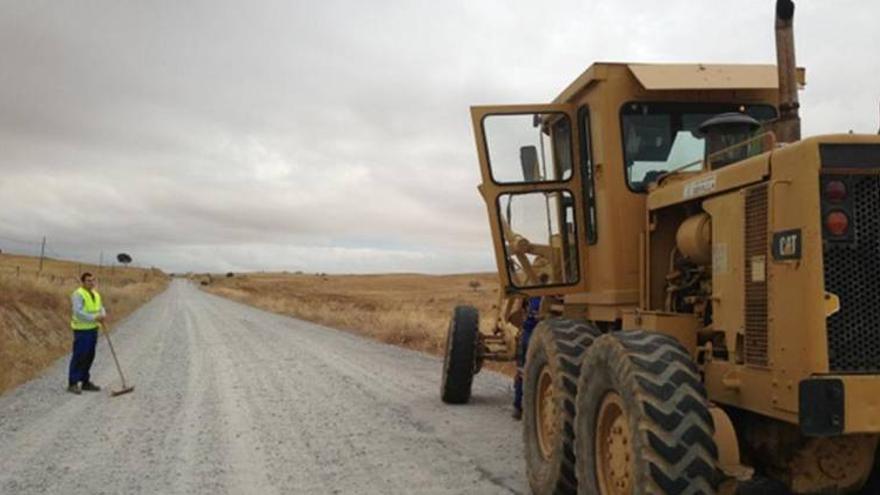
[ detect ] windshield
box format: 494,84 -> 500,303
621,103 -> 777,191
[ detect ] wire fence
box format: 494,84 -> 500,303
0,235 -> 162,288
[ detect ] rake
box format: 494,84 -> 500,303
101,323 -> 135,397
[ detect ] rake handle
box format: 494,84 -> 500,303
101,323 -> 129,388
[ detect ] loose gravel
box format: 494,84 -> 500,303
0,279 -> 527,494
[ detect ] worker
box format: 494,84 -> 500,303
512,296 -> 541,420
67,272 -> 106,394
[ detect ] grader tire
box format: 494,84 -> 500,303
523,319 -> 602,495
441,305 -> 479,404
575,330 -> 719,495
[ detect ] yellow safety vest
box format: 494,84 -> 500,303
71,287 -> 102,330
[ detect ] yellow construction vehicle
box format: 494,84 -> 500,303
440,1 -> 880,493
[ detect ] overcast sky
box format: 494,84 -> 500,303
1,1 -> 877,274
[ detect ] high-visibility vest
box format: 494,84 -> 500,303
71,287 -> 102,330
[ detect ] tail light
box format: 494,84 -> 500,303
825,210 -> 849,237
821,177 -> 853,241
824,180 -> 847,203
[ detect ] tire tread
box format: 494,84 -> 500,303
440,305 -> 479,404
621,331 -> 719,494
575,330 -> 719,495
524,318 -> 602,494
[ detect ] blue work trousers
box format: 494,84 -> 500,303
68,329 -> 98,386
513,325 -> 534,411
513,298 -> 541,411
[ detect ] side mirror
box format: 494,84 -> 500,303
520,146 -> 540,182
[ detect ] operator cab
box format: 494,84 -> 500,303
471,63 -> 794,299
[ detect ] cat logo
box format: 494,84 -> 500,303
779,234 -> 798,256
772,229 -> 802,260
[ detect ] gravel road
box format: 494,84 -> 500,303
0,280 -> 527,494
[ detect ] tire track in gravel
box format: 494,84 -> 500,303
0,279 -> 527,494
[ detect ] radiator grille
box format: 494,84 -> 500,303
744,184 -> 769,366
824,175 -> 880,372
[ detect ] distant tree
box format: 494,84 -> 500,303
226,272 -> 234,278
469,279 -> 481,292
116,253 -> 133,265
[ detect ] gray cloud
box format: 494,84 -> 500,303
1,0 -> 878,273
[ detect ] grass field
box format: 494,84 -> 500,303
203,272 -> 513,373
0,253 -> 169,393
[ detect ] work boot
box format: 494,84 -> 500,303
67,384 -> 82,395
81,382 -> 101,392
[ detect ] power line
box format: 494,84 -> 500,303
2,236 -> 153,273
2,237 -> 95,267
45,247 -> 65,258
0,235 -> 42,246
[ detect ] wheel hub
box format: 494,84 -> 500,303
595,391 -> 633,495
535,365 -> 559,460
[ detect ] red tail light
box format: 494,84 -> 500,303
825,211 -> 849,236
824,180 -> 847,203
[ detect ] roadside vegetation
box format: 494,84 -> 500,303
0,253 -> 168,393
203,272 -> 513,373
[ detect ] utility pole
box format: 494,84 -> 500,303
38,236 -> 46,272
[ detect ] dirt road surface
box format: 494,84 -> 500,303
0,280 -> 527,494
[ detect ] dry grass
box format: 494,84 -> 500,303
0,253 -> 169,393
204,272 -> 514,374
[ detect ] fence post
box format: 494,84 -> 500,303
38,236 -> 46,272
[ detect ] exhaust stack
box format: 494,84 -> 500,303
775,0 -> 801,142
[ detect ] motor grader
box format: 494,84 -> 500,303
440,2 -> 880,494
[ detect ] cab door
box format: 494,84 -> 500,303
471,104 -> 589,296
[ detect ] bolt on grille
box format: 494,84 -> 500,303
824,175 -> 880,372
745,184 -> 769,367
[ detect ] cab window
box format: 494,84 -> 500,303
483,113 -> 574,184
620,102 -> 777,192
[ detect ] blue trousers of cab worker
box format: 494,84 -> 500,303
68,329 -> 98,386
513,297 -> 542,411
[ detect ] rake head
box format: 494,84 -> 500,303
110,385 -> 135,397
